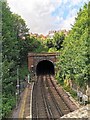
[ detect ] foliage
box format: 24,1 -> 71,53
57,2 -> 90,88
2,1 -> 46,118
2,0 -> 90,118
46,31 -> 65,51
53,32 -> 65,50
63,85 -> 77,98
46,38 -> 54,49
2,94 -> 16,117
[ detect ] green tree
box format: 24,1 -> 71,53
2,1 -> 47,117
46,31 -> 65,51
57,2 -> 89,88
2,2 -> 18,117
53,32 -> 65,50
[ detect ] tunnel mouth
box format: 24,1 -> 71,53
36,60 -> 55,76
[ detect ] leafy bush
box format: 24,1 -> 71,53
63,85 -> 77,98
2,95 -> 16,117
56,2 -> 90,88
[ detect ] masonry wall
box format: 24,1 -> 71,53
28,53 -> 58,72
28,56 -> 34,71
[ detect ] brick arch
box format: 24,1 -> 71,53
28,52 -> 59,75
35,57 -> 55,67
36,59 -> 55,75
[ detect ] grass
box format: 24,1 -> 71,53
63,85 -> 77,99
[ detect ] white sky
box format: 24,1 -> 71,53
7,0 -> 89,35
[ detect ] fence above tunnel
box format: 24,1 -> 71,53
28,52 -> 59,76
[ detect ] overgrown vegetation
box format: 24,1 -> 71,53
63,86 -> 77,99
1,1 -> 90,118
56,2 -> 90,90
46,31 -> 65,52
2,1 -> 47,117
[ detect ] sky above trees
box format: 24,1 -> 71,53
7,0 -> 89,35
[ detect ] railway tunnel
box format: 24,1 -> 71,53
36,60 -> 55,76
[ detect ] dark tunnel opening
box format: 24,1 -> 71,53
36,60 -> 55,76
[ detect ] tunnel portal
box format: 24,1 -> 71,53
36,60 -> 55,76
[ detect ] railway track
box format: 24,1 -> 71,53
32,75 -> 74,119
45,75 -> 71,115
32,76 -> 48,119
